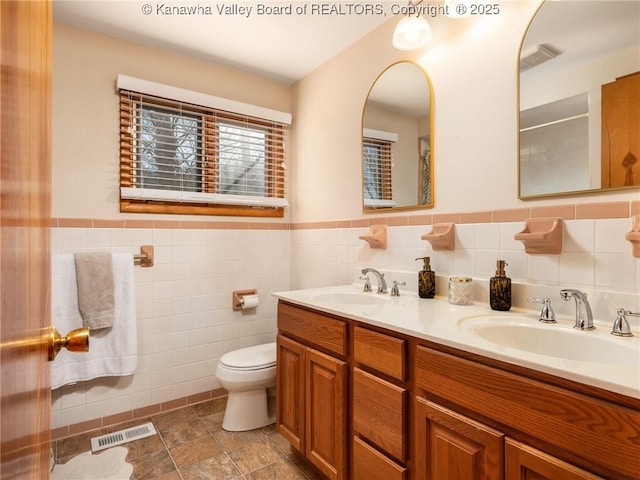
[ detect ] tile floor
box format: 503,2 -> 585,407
53,397 -> 322,479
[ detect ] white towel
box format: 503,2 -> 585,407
51,253 -> 138,389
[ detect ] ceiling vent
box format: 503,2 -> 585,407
520,44 -> 562,72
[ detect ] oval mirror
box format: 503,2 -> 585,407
519,1 -> 640,198
362,61 -> 434,212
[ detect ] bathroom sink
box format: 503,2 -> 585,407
459,315 -> 639,365
312,292 -> 390,306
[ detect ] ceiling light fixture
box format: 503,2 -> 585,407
392,1 -> 432,51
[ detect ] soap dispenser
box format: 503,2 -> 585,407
415,257 -> 436,298
490,260 -> 511,311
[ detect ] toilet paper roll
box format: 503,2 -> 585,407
240,294 -> 259,310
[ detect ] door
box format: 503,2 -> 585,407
415,398 -> 504,480
505,439 -> 603,480
1,1 -> 53,478
601,71 -> 640,188
306,347 -> 347,480
276,334 -> 306,452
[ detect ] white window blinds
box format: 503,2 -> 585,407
118,76 -> 290,213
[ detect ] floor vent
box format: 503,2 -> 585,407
90,422 -> 157,452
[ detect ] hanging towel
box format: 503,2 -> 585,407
51,253 -> 138,389
74,252 -> 115,330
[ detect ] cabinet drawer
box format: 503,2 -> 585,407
278,302 -> 347,357
354,326 -> 406,381
352,436 -> 407,480
353,367 -> 407,461
415,346 -> 640,479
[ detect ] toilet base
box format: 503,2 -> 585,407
222,389 -> 275,432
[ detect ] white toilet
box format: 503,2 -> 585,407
215,342 -> 277,431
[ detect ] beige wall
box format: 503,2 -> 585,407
54,5 -> 638,225
291,1 -> 638,223
52,22 -> 292,221
50,5 -> 639,434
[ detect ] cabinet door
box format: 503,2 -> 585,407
306,347 -> 347,480
506,439 -> 603,480
276,334 -> 306,452
415,397 -> 504,480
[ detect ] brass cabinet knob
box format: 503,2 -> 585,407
48,326 -> 89,361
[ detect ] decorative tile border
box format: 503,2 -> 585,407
52,200 -> 637,231
51,388 -> 227,441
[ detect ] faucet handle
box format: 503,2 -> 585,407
612,308 -> 638,337
528,297 -> 556,324
390,280 -> 406,297
359,275 -> 372,292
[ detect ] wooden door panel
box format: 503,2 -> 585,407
306,347 -> 347,480
505,439 -> 603,480
601,71 -> 640,188
0,0 -> 52,478
276,335 -> 306,452
415,397 -> 504,480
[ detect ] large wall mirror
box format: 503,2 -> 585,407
362,61 -> 434,212
519,1 -> 639,198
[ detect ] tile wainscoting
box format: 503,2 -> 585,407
51,198 -> 639,436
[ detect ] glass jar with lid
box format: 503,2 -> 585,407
448,277 -> 473,305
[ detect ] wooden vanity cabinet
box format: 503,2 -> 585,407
276,303 -> 348,480
414,345 -> 640,480
352,326 -> 409,480
276,300 -> 639,480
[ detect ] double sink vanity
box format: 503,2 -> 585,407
278,1 -> 640,477
273,280 -> 640,480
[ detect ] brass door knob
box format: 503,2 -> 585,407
48,326 -> 89,361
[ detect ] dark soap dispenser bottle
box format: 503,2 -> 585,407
490,260 -> 511,311
415,257 -> 436,298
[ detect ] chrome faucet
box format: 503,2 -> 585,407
361,268 -> 387,294
560,289 -> 594,330
527,297 -> 556,324
390,280 -> 406,297
612,308 -> 638,337
359,274 -> 372,292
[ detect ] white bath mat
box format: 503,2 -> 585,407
51,447 -> 133,480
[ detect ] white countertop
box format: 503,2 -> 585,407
273,284 -> 640,399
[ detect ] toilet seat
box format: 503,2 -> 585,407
219,342 -> 276,371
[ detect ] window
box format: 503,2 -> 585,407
136,104 -> 202,192
363,136 -> 393,208
118,76 -> 289,217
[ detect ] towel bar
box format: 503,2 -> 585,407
133,245 -> 154,267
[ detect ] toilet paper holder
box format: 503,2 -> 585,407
232,289 -> 258,311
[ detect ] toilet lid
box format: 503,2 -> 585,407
220,342 -> 276,370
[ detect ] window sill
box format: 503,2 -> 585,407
120,200 -> 284,218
